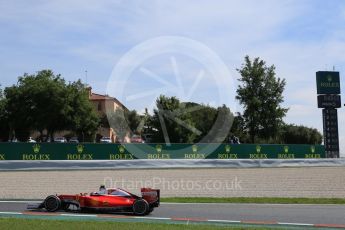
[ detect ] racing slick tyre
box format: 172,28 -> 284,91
44,195 -> 61,212
147,206 -> 154,214
133,199 -> 149,216
61,203 -> 70,211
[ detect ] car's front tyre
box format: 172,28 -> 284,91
44,195 -> 61,212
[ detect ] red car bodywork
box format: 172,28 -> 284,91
28,188 -> 160,216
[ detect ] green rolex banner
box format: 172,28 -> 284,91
316,71 -> 341,94
0,143 -> 325,160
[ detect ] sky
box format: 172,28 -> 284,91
0,0 -> 345,155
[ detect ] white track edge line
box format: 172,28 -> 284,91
135,217 -> 171,220
277,222 -> 314,226
0,201 -> 41,203
160,202 -> 344,206
0,212 -> 23,215
60,214 -> 97,217
208,219 -> 241,223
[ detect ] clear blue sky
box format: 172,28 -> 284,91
1,0 -> 345,154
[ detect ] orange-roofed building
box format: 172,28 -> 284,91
87,87 -> 130,143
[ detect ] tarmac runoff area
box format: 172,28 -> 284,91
0,167 -> 345,199
0,201 -> 345,229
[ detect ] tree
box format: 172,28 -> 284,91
65,80 -> 99,142
149,95 -> 233,143
4,70 -> 99,141
236,56 -> 288,143
107,109 -> 131,142
181,102 -> 217,143
0,86 -> 9,141
5,70 -> 68,140
281,124 -> 322,144
126,110 -> 142,134
229,113 -> 251,143
151,95 -> 196,143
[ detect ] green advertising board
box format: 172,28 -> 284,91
316,71 -> 341,94
0,143 -> 325,160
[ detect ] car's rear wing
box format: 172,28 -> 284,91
141,188 -> 160,207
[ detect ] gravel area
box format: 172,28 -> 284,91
0,167 -> 344,199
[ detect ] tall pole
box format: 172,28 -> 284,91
85,70 -> 88,85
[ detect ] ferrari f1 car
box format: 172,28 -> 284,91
27,187 -> 160,216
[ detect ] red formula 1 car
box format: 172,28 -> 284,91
27,187 -> 160,216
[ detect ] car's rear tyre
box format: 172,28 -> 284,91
44,195 -> 61,212
133,199 -> 149,215
147,207 -> 154,214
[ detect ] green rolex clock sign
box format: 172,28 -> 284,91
316,71 -> 341,94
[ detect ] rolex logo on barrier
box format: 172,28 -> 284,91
22,144 -> 50,160
67,144 -> 92,160
77,144 -> 84,154
109,145 -> 134,160
305,145 -> 320,158
217,144 -> 237,159
225,145 -> 231,153
147,144 -> 170,159
284,146 -> 289,153
118,145 -> 125,154
156,144 -> 162,153
185,144 -> 204,159
327,75 -> 332,82
278,145 -> 294,159
192,144 -> 198,153
249,145 -> 267,159
33,144 -> 40,154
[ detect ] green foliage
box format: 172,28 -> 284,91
236,56 -> 288,143
126,110 -> 142,133
3,70 -> 99,141
150,95 -> 233,143
107,109 -> 130,142
0,218 -> 252,230
281,124 -> 322,144
181,102 -> 217,143
150,95 -> 194,143
5,70 -> 67,139
230,113 -> 323,145
65,80 -> 99,141
229,113 -> 249,143
0,86 -> 10,141
105,109 -> 142,142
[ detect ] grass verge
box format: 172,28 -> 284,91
161,197 -> 345,204
0,218 -> 276,230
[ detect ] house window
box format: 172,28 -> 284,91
98,102 -> 102,111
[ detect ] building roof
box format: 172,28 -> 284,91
89,91 -> 128,111
90,93 -> 114,100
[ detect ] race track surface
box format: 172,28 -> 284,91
1,201 -> 345,227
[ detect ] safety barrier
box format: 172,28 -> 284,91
0,143 -> 325,160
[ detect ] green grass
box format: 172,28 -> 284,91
0,218 -> 277,230
161,197 -> 345,204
